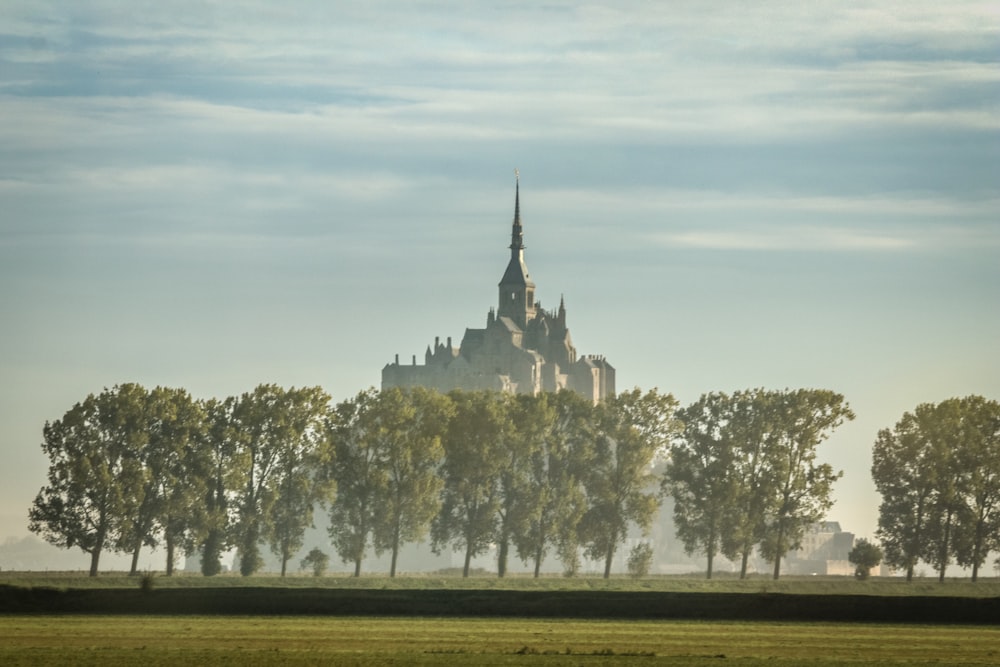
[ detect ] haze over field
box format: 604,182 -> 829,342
1,2 -> 997,571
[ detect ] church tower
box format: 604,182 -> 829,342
497,171 -> 536,330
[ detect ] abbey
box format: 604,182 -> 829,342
381,177 -> 615,402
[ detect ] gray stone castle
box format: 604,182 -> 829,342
381,176 -> 615,403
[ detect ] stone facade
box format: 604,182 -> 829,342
381,177 -> 614,403
785,521 -> 857,576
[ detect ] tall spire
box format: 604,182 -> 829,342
510,168 -> 523,252
497,169 -> 536,330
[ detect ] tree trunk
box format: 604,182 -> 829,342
280,555 -> 288,577
938,508 -> 952,583
497,538 -> 508,578
353,557 -> 362,578
130,542 -> 142,576
739,549 -> 750,579
533,545 -> 543,578
603,543 -> 614,579
89,548 -> 101,577
905,564 -> 914,582
463,544 -> 473,578
165,533 -> 175,577
390,545 -> 399,578
706,524 -> 716,580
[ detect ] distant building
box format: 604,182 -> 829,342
785,521 -> 856,576
382,175 -> 614,403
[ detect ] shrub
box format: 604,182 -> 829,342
848,538 -> 883,580
300,547 -> 330,577
627,543 -> 653,579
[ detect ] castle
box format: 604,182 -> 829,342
381,176 -> 615,403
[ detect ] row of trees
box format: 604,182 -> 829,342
28,383 -> 860,579
28,384 -> 681,578
28,384 -> 332,577
663,388 -> 854,579
872,396 -> 1000,582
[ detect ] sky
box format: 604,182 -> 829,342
1,1 -> 998,570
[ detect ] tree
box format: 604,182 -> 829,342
952,396 -> 1000,582
513,390 -> 594,578
663,392 -> 738,579
29,389 -> 132,576
371,387 -> 451,577
264,385 -> 332,577
848,538 -> 883,579
758,389 -> 851,580
494,392 -> 540,577
198,397 -> 240,576
579,388 -> 679,578
100,383 -> 157,576
873,402 -> 952,582
719,388 -> 778,579
147,387 -> 208,576
327,388 -> 384,577
432,390 -> 508,577
229,384 -> 326,576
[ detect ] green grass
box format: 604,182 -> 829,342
2,615 -> 999,665
3,571 -> 999,597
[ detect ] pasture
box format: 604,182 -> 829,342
3,615 -> 1000,665
2,575 -> 998,664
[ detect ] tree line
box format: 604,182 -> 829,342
872,396 -> 1000,582
28,383 -> 995,580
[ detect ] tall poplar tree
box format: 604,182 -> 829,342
758,389 -> 851,580
327,388 -> 386,577
579,388 -> 679,578
514,390 -> 594,577
873,402 -> 947,581
432,390 -> 508,577
265,385 -> 332,577
952,396 -> 1000,582
663,392 -> 738,579
148,386 -> 208,576
372,387 -> 452,577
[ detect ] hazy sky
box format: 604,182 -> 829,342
2,2 -> 998,567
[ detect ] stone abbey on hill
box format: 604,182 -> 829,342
381,177 -> 614,403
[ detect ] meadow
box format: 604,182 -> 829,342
3,615 -> 1000,665
2,574 -> 999,665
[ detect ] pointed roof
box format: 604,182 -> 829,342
499,170 -> 534,287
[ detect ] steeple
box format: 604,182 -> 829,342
497,169 -> 536,330
510,170 -> 523,252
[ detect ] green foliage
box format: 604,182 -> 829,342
665,392 -> 739,579
626,542 -> 653,578
226,384 -> 332,577
28,385 -> 150,577
756,389 -> 852,580
300,547 -> 330,577
848,538 -> 883,580
371,387 -> 451,577
873,396 -> 1000,582
579,388 -> 680,578
514,390 -> 594,578
432,390 -> 508,577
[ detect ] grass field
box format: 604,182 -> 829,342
2,615 -> 1000,665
